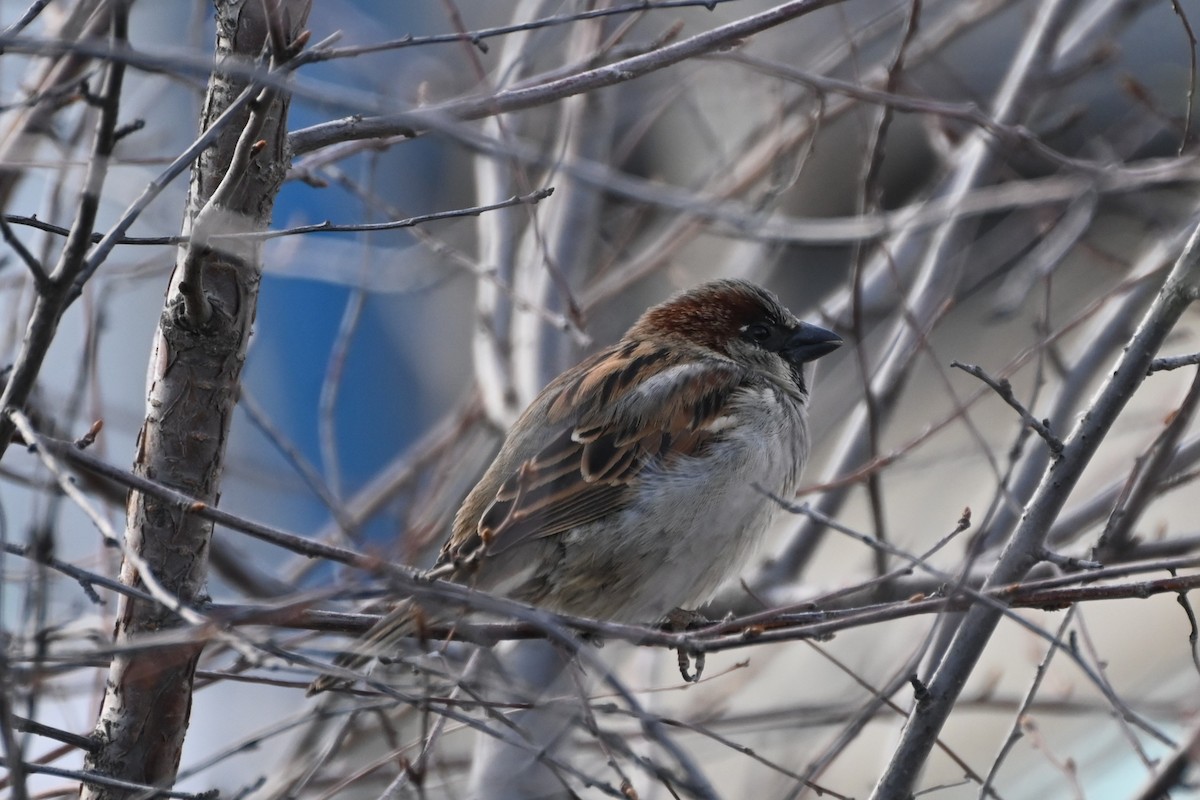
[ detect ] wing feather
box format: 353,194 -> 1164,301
455,342 -> 750,561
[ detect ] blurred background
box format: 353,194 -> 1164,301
1,1 -> 1199,797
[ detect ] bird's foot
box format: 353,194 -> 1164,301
661,607 -> 711,683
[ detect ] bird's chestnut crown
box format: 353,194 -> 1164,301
631,279 -> 842,369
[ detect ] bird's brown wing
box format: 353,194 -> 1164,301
440,344 -> 749,565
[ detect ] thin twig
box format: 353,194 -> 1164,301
1071,610 -> 1156,768
1149,352 -> 1200,372
288,0 -> 843,155
952,361 -> 1064,455
1169,0 -> 1197,152
221,187 -> 555,243
850,0 -> 923,582
759,0 -> 1079,592
9,411 -> 270,664
1,188 -> 555,246
1132,720 -> 1200,800
299,0 -> 743,64
1037,548 -> 1101,571
236,387 -> 353,534
993,229 -> 1190,552
33,432 -> 378,569
10,713 -> 97,751
978,608 -> 1076,798
719,49 -> 1108,175
0,540 -> 149,606
0,759 -> 216,800
0,2 -> 128,462
0,0 -> 52,37
798,637 -> 992,799
0,214 -> 47,288
870,205 -> 1200,800
1172,572 -> 1200,680
1098,365 -> 1200,554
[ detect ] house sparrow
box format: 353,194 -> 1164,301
309,279 -> 841,694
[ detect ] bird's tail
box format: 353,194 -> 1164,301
307,598 -> 422,696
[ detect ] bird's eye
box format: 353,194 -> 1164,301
744,323 -> 772,344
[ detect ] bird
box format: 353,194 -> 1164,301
308,278 -> 841,694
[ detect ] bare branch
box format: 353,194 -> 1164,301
0,1 -> 127,462
288,0 -> 843,155
1150,352 -> 1200,372
1098,365 -> 1200,554
871,212 -> 1200,799
953,360 -> 1064,454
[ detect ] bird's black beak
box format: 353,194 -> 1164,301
783,322 -> 843,364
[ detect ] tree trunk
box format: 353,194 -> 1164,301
80,2 -> 311,796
